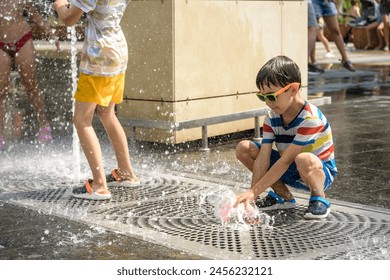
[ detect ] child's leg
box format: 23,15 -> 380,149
295,152 -> 325,197
270,180 -> 294,201
73,100 -> 108,193
96,102 -> 138,182
235,140 -> 260,171
236,140 -> 293,200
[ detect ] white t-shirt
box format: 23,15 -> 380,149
72,0 -> 129,76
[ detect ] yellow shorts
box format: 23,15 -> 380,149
74,72 -> 125,106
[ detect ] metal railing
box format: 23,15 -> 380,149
119,96 -> 332,150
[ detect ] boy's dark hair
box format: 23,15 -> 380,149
255,55 -> 301,90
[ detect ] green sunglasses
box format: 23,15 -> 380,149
256,83 -> 299,102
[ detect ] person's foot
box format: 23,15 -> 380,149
106,168 -> 141,187
341,60 -> 356,72
72,179 -> 111,200
384,46 -> 389,52
255,191 -> 297,210
304,196 -> 331,219
308,63 -> 325,75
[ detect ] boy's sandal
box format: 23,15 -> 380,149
106,169 -> 141,187
72,179 -> 111,200
304,196 -> 331,219
255,191 -> 297,210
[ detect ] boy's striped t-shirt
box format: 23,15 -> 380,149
262,101 -> 337,174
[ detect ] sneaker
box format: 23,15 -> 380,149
38,125 -> 53,143
0,136 -> 5,152
72,179 -> 111,200
304,196 -> 331,219
340,60 -> 356,72
384,46 -> 389,52
106,169 -> 141,187
324,52 -> 335,58
255,191 -> 297,210
308,63 -> 325,75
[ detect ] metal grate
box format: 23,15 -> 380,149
2,173 -> 390,260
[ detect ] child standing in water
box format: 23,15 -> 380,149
0,0 -> 59,151
54,0 -> 140,200
234,56 -> 337,219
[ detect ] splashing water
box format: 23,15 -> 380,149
200,187 -> 273,229
69,26 -> 81,183
346,235 -> 390,260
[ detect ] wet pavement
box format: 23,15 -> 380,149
0,42 -> 390,260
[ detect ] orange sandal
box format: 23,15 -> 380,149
106,169 -> 141,187
72,179 -> 111,200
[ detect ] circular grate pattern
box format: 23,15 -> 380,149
1,173 -> 390,260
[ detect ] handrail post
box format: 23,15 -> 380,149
253,116 -> 261,141
200,126 -> 210,151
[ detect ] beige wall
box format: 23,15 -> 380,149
119,0 -> 307,143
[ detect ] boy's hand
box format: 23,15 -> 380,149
233,189 -> 256,209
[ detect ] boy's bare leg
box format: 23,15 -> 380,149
236,140 -> 294,200
235,140 -> 259,171
271,180 -> 294,201
295,152 -> 325,198
73,100 -> 108,193
97,102 -> 139,182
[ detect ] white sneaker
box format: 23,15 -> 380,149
384,46 -> 389,52
324,52 -> 335,58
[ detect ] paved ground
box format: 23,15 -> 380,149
0,42 -> 390,260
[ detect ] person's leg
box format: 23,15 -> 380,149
363,22 -> 379,50
295,152 -> 325,198
236,140 -> 293,200
308,1 -> 320,65
235,140 -> 260,171
295,152 -> 333,219
382,14 -> 389,50
0,49 -> 12,148
375,22 -> 385,50
323,15 -> 349,61
73,100 -> 109,193
309,27 -> 318,64
14,40 -> 50,130
317,27 -> 332,53
96,102 -> 139,183
270,180 -> 294,201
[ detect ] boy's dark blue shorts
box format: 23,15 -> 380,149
252,141 -> 335,191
